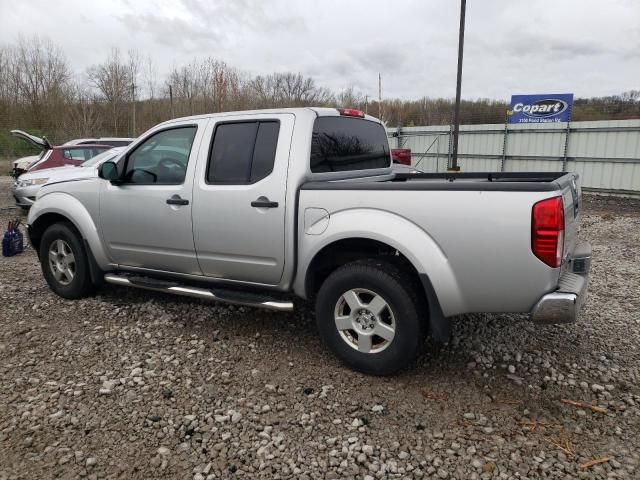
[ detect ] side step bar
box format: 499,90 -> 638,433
103,273 -> 294,312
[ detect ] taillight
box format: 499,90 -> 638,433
532,196 -> 564,267
337,108 -> 365,118
391,148 -> 412,165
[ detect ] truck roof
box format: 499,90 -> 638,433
157,107 -> 384,128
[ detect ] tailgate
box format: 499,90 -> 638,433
556,173 -> 581,262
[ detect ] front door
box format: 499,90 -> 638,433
191,114 -> 294,285
99,122 -> 206,274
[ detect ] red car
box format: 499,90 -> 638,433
10,130 -> 114,176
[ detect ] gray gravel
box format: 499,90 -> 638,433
0,176 -> 639,479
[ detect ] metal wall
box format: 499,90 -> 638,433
388,119 -> 640,195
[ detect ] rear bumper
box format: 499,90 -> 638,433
530,242 -> 591,324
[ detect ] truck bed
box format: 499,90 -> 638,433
298,170 -> 581,316
302,171 -> 573,192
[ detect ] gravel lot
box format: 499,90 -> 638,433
0,176 -> 638,479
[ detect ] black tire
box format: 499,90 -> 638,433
315,258 -> 426,375
39,223 -> 94,299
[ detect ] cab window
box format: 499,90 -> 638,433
123,127 -> 197,184
206,121 -> 280,184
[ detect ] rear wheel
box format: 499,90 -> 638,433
39,223 -> 94,299
315,259 -> 426,375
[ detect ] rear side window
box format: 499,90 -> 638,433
63,149 -> 89,161
310,117 -> 390,173
63,148 -> 105,161
207,121 -> 280,184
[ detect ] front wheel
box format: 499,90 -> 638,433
39,223 -> 94,299
315,259 -> 426,375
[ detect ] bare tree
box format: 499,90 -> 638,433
1,36 -> 72,133
167,61 -> 201,116
10,36 -> 71,105
127,49 -> 142,135
336,87 -> 365,109
143,55 -> 157,100
249,72 -> 332,108
64,87 -> 103,138
87,48 -> 131,135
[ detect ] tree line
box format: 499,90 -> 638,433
1,36 -> 638,157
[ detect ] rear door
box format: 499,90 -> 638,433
192,113 -> 294,285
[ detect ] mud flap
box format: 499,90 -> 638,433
419,274 -> 451,342
83,239 -> 105,287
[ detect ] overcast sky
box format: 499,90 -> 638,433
1,0 -> 638,100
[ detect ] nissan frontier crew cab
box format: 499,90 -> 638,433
27,107 -> 591,375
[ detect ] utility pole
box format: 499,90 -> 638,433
364,95 -> 369,114
378,73 -> 383,122
168,84 -> 174,118
131,82 -> 136,136
216,70 -> 225,112
450,0 -> 466,172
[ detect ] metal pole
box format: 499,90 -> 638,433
169,84 -> 174,118
131,82 -> 136,137
450,0 -> 466,172
447,122 -> 453,169
501,112 -> 508,172
562,120 -> 571,172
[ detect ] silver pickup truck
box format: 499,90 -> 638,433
27,107 -> 591,374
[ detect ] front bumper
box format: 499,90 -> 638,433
530,242 -> 591,324
11,184 -> 39,208
11,167 -> 26,178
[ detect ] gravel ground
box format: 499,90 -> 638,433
0,176 -> 638,480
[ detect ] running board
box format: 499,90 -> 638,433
103,273 -> 294,312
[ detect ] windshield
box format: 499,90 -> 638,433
81,147 -> 123,167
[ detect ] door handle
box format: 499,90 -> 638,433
166,196 -> 189,206
251,198 -> 278,208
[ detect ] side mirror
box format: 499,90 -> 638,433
98,161 -> 120,181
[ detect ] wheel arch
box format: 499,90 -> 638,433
296,208 -> 466,342
28,192 -> 110,269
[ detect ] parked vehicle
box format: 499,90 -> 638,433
391,148 -> 412,165
10,130 -> 112,176
12,148 -> 124,209
26,107 -> 591,374
11,130 -> 134,178
63,137 -> 134,147
11,154 -> 40,176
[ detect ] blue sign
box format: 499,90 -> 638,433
508,93 -> 573,124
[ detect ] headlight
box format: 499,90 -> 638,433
18,178 -> 49,187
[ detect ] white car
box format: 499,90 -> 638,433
12,154 -> 41,175
12,147 -> 125,209
62,137 -> 134,146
